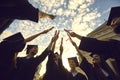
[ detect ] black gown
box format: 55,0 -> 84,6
0,0 -> 39,22
15,48 -> 50,80
80,57 -> 119,80
43,51 -> 68,80
0,0 -> 39,34
0,33 -> 26,80
79,37 -> 120,75
67,71 -> 87,80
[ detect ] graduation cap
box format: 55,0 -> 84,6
2,32 -> 26,52
107,6 -> 120,26
3,32 -> 24,42
26,45 -> 38,54
90,53 -> 107,61
68,57 -> 79,67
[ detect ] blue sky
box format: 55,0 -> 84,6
0,0 -> 120,76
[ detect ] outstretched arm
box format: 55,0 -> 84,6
25,27 -> 54,42
33,32 -> 56,66
47,30 -> 59,52
45,31 -> 60,70
59,38 -> 63,57
64,29 -> 83,40
67,33 -> 97,80
67,33 -> 84,59
39,11 -> 56,20
51,30 -> 59,52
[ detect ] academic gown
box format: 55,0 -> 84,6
0,39 -> 26,80
15,48 -> 50,80
79,37 -> 120,75
67,71 -> 87,80
80,57 -> 119,80
43,51 -> 68,80
0,0 -> 39,22
0,18 -> 14,34
0,0 -> 39,34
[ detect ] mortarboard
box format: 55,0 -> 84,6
68,57 -> 79,66
26,45 -> 38,54
90,53 -> 107,60
3,32 -> 24,42
2,32 -> 26,52
107,6 -> 120,26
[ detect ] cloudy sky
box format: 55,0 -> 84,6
0,0 -> 120,76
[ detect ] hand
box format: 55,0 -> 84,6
51,30 -> 59,42
67,33 -> 77,47
39,11 -> 56,19
25,27 -> 54,42
64,29 -> 82,40
56,30 -> 60,39
40,27 -> 54,34
48,15 -> 56,20
60,38 -> 63,55
64,29 -> 77,37
54,30 -> 60,41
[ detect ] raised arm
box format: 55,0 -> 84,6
59,38 -> 63,57
33,33 -> 56,65
64,29 -> 83,40
67,33 -> 97,80
51,30 -> 59,52
67,33 -> 84,59
25,27 -> 54,42
39,11 -> 56,19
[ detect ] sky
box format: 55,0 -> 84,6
0,0 -> 120,77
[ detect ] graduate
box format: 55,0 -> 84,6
67,57 -> 87,80
0,27 -> 53,80
43,31 -> 68,80
67,33 -> 119,80
16,44 -> 50,80
0,32 -> 26,80
15,27 -> 54,80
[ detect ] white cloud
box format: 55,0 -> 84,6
70,10 -> 77,17
83,12 -> 101,22
52,9 -> 57,14
68,0 -> 80,10
63,10 -> 71,16
56,8 -> 63,16
81,4 -> 88,9
86,0 -> 94,3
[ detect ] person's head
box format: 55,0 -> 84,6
107,6 -> 120,34
26,45 -> 38,56
91,54 -> 101,64
68,57 -> 79,70
110,18 -> 120,34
